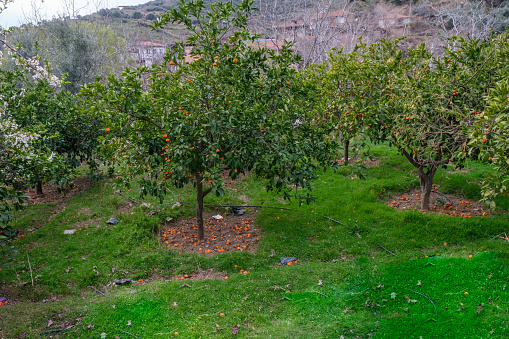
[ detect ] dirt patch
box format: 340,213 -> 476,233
237,195 -> 250,203
335,158 -> 380,167
78,208 -> 92,216
167,269 -> 228,283
388,188 -> 487,217
25,177 -> 93,204
116,200 -> 137,214
446,164 -> 471,173
161,211 -> 260,255
75,217 -> 100,229
134,268 -> 228,285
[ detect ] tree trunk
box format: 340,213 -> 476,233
418,165 -> 438,211
196,173 -> 205,241
36,179 -> 43,195
195,170 -> 212,241
344,139 -> 350,165
419,174 -> 433,210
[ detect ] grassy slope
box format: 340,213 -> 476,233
1,143 -> 509,338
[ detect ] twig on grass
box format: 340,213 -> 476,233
89,286 -> 108,297
27,252 -> 34,286
378,244 -> 398,257
408,289 -> 437,314
312,290 -> 329,298
42,325 -> 74,335
128,198 -> 139,204
116,329 -> 139,338
204,204 -> 289,210
502,232 -> 509,245
310,212 -> 345,225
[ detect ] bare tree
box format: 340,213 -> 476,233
251,0 -> 379,68
428,0 -> 498,41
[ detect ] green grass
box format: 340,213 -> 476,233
1,143 -> 509,338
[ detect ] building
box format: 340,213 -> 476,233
310,10 -> 355,29
131,41 -> 167,67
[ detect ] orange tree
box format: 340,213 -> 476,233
320,35 -> 508,210
82,0 -> 337,240
319,38 -> 406,165
470,33 -> 509,206
1,42 -> 105,195
379,35 -> 508,210
473,80 -> 509,207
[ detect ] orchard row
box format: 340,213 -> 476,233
1,0 -> 508,241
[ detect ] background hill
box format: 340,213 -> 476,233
4,0 -> 509,83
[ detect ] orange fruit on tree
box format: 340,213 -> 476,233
106,128 -> 111,132
170,61 -> 175,65
482,138 -> 487,143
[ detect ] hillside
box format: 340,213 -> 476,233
80,0 -> 509,55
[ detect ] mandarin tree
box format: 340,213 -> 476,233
473,80 -> 509,206
83,0 -> 337,240
470,34 -> 509,206
380,35 -> 508,210
1,46 -> 104,194
320,38 -> 407,165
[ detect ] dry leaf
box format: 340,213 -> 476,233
476,303 -> 484,314
231,325 -> 240,335
127,320 -> 132,326
47,319 -> 53,328
269,249 -> 275,258
417,280 -> 422,286
243,294 -> 249,300
173,302 -> 178,306
213,328 -> 224,333
318,280 -> 323,286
